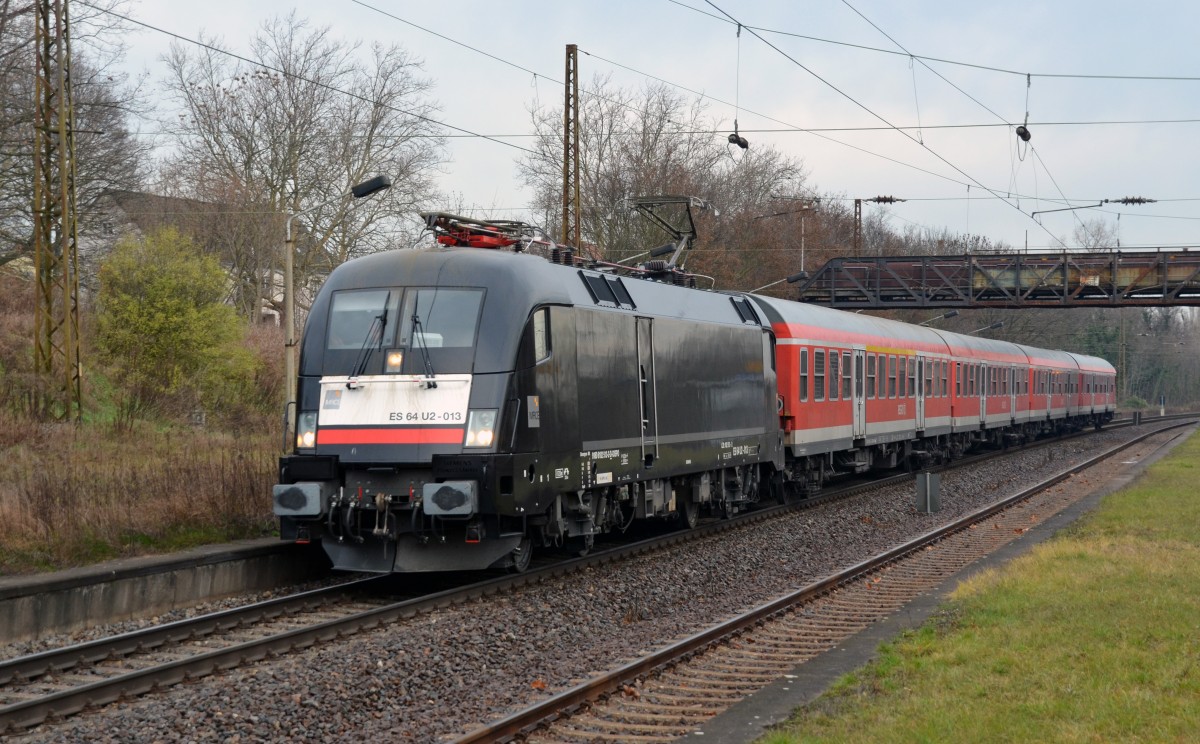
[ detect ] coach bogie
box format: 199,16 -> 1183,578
787,455 -> 831,497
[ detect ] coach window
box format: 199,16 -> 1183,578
941,360 -> 948,397
842,351 -> 853,399
867,354 -> 877,399
888,355 -> 897,398
800,348 -> 809,402
829,351 -> 840,400
908,358 -> 917,398
814,350 -> 826,401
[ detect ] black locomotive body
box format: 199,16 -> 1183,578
275,246 -> 783,572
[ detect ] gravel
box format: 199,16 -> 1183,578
10,425 -> 1155,743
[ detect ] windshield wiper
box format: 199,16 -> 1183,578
411,296 -> 438,389
348,292 -> 390,385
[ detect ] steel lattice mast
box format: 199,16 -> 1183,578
561,43 -> 580,250
32,0 -> 82,421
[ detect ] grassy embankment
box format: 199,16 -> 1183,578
0,417 -> 278,573
0,273 -> 280,574
763,429 -> 1200,743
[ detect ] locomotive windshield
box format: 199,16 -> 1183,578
324,287 -> 484,374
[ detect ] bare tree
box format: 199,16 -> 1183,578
0,0 -> 146,267
160,13 -> 445,320
1073,218 -> 1118,251
518,75 -> 808,291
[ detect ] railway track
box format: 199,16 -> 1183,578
455,420 -> 1196,743
2,416 -> 1185,736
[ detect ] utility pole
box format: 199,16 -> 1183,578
853,199 -> 861,255
33,0 -> 82,421
853,196 -> 905,255
561,44 -> 580,249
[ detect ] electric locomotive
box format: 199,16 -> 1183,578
274,224 -> 782,573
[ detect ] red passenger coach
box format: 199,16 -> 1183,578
751,297 -> 1115,493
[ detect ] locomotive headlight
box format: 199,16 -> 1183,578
464,409 -> 497,448
385,349 -> 404,374
296,412 -> 318,451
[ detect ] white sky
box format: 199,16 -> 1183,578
114,0 -> 1200,253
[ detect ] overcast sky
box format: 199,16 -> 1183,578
114,0 -> 1200,253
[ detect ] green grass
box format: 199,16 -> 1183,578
763,431 -> 1200,744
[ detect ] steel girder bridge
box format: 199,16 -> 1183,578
791,250 -> 1200,308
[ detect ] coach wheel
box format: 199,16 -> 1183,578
507,538 -> 532,574
676,497 -> 699,530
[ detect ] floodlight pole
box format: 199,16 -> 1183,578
967,321 -> 1004,335
283,175 -> 391,441
919,309 -> 959,327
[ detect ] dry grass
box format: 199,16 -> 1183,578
0,402 -> 278,574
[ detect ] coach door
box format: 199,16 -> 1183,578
978,362 -> 988,426
915,356 -> 927,431
853,349 -> 866,439
1009,366 -> 1018,421
636,317 -> 658,462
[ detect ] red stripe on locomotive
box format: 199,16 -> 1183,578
317,427 -> 465,445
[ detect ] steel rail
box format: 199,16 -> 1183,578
1,414 -> 1183,734
453,418 -> 1197,743
0,575 -> 385,686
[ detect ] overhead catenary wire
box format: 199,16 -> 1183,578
78,0 -> 1197,247
700,0 -> 1067,247
837,2 -> 1081,234
323,0 -> 1198,243
345,0 -> 1031,196
668,0 -> 1200,82
75,0 -> 540,156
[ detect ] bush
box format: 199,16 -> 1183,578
96,227 -> 264,423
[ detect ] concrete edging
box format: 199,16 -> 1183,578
0,538 -> 331,642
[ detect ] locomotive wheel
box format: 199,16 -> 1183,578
507,538 -> 532,573
676,497 -> 699,530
